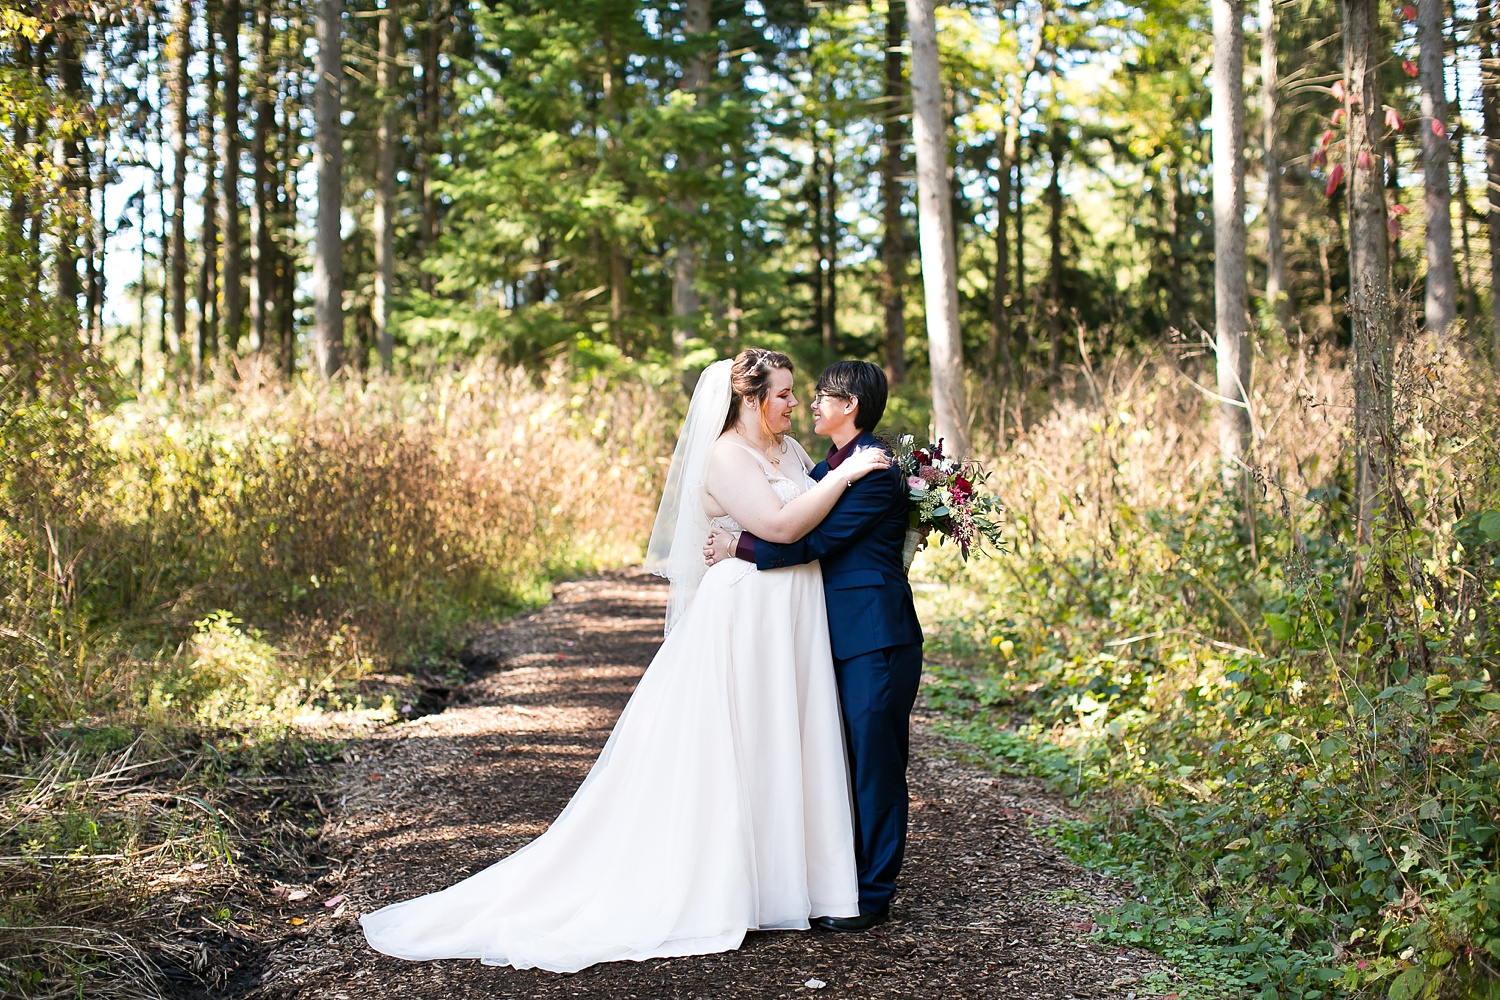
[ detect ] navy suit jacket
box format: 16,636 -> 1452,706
751,431 -> 923,661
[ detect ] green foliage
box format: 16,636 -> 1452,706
920,345 -> 1500,997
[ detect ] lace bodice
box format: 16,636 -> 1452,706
710,446 -> 814,534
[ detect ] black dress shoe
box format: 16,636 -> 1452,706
813,911 -> 889,933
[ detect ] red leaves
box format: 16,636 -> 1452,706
1312,147 -> 1328,167
1357,149 -> 1374,170
1400,4 -> 1417,20
1332,80 -> 1347,102
1390,203 -> 1410,216
1431,118 -> 1447,137
1385,108 -> 1404,131
1325,162 -> 1345,196
1332,108 -> 1346,126
1403,59 -> 1420,77
1319,129 -> 1334,148
1388,216 -> 1402,239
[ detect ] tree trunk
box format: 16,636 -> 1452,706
1483,0 -> 1500,361
249,0 -> 273,354
1014,143 -> 1025,358
1168,165 -> 1187,332
822,145 -> 838,353
221,0 -> 244,352
313,0 -> 344,376
169,0 -> 192,360
9,38 -> 28,242
56,19 -> 82,324
197,0 -> 222,371
1456,123 -> 1478,327
809,153 -> 826,342
374,0 -> 398,372
417,0 -> 444,293
1344,0 -> 1394,541
881,0 -> 908,387
989,132 -> 1012,378
908,0 -> 971,457
671,0 -> 710,374
601,23 -> 627,345
1417,0 -> 1457,336
279,64 -> 299,373
1213,0 -> 1252,474
1261,0 -> 1288,333
1046,124 -> 1064,380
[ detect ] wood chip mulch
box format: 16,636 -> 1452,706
247,569 -> 1171,999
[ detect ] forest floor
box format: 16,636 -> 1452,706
243,570 -> 1172,1000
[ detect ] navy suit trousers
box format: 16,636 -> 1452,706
835,640 -> 924,915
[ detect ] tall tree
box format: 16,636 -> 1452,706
671,0 -> 711,371
221,0 -> 244,351
908,0 -> 971,457
1344,0 -> 1393,539
1416,0 -> 1456,336
1261,0 -> 1288,334
988,131 -> 1011,378
55,17 -> 83,324
249,0 -> 272,354
1484,0 -> 1500,360
168,0 -> 192,358
1046,123 -> 1064,379
195,0 -> 221,370
1213,0 -> 1251,473
881,0 -> 908,387
313,0 -> 344,376
373,0 -> 398,372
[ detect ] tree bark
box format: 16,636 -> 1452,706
1168,166 -> 1187,332
908,0 -> 971,457
1344,0 -> 1394,541
56,19 -> 83,324
374,0 -> 398,372
249,0 -> 273,354
1046,124 -> 1064,380
1213,0 -> 1252,474
989,132 -> 1012,378
196,0 -> 222,371
671,0 -> 710,375
881,0 -> 908,387
1483,0 -> 1500,360
417,0 -> 444,293
169,0 -> 192,359
1261,0 -> 1288,333
221,0 -> 244,352
822,144 -> 838,353
313,0 -> 344,376
1417,0 -> 1457,336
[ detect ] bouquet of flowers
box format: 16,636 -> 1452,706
890,435 -> 1005,571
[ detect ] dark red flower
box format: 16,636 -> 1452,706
952,475 -> 973,500
931,438 -> 944,461
912,449 -> 930,466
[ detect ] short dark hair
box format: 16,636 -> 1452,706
815,361 -> 887,432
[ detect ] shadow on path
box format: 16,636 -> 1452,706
251,570 -> 1166,999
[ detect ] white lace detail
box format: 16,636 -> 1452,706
711,448 -> 813,535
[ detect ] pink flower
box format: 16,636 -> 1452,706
908,476 -> 928,491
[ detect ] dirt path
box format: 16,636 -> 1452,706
251,571 -> 1167,999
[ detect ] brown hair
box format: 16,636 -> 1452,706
721,348 -> 795,445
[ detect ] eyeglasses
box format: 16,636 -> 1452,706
812,393 -> 849,406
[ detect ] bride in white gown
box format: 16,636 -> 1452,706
360,349 -> 891,973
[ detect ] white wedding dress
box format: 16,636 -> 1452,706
360,445 -> 859,973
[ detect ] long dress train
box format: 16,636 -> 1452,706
360,465 -> 858,973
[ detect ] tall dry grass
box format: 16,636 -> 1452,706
2,358 -> 669,737
924,341 -> 1500,993
1,358 -> 674,996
